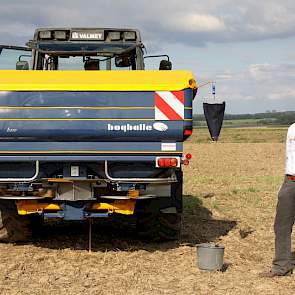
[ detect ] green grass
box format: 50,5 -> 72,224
183,195 -> 203,213
195,118 -> 262,128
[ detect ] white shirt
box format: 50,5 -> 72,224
285,123 -> 295,175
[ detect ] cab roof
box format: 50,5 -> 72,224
32,28 -> 142,43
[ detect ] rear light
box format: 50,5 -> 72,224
184,128 -> 193,140
184,129 -> 193,136
189,79 -> 197,89
170,158 -> 178,166
182,153 -> 192,166
156,157 -> 180,168
189,79 -> 198,99
185,153 -> 192,160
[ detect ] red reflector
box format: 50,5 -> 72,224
183,159 -> 190,166
184,129 -> 193,136
157,158 -> 178,167
186,153 -> 192,160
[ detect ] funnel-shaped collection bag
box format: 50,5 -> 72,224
203,102 -> 225,141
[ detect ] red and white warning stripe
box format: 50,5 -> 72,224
155,91 -> 184,120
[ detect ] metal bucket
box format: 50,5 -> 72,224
196,243 -> 224,271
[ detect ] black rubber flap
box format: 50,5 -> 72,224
203,102 -> 226,141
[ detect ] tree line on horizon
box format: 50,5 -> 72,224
193,111 -> 295,126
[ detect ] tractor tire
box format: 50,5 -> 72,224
0,200 -> 32,242
136,212 -> 181,242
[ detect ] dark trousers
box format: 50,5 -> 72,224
272,177 -> 295,273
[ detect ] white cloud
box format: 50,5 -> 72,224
0,0 -> 295,46
165,13 -> 226,33
269,90 -> 295,100
194,61 -> 295,113
213,63 -> 295,102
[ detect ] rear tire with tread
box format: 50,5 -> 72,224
0,200 -> 32,242
136,212 -> 181,242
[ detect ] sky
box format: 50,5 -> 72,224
0,0 -> 294,114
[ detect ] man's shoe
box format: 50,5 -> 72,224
259,270 -> 293,278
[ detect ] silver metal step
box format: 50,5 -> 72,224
99,194 -> 157,200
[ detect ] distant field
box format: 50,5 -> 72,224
0,127 -> 293,295
191,126 -> 288,143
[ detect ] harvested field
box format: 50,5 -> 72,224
1,128 -> 295,295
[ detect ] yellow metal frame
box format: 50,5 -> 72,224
16,201 -> 61,215
90,200 -> 136,215
16,199 -> 136,216
0,70 -> 196,91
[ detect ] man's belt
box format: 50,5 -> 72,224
287,175 -> 295,181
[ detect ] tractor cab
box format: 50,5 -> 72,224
0,28 -> 172,71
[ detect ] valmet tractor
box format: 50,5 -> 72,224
0,28 -> 197,242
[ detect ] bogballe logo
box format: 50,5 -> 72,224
107,123 -> 168,133
153,122 -> 168,132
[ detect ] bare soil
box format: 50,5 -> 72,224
1,128 -> 295,295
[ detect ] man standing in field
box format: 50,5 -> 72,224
261,123 -> 295,277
